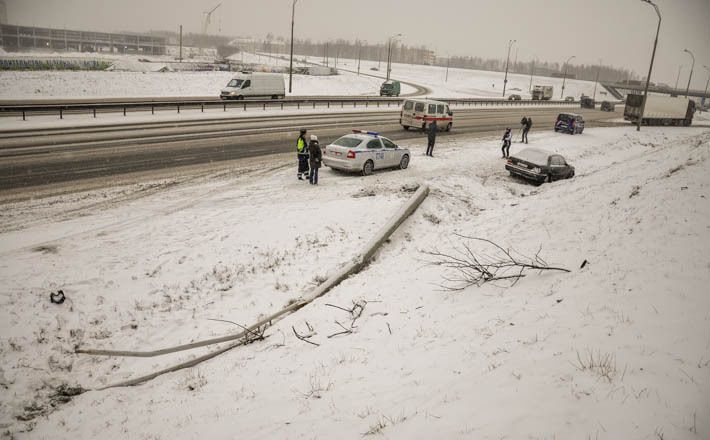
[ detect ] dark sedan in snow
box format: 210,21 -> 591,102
505,147 -> 575,184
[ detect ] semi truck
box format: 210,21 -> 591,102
623,94 -> 695,126
531,85 -> 553,101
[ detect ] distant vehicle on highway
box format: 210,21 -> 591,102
399,98 -> 453,131
220,72 -> 285,100
505,147 -> 575,184
554,113 -> 585,134
507,94 -> 522,101
564,96 -> 575,102
532,85 -> 553,100
600,101 -> 615,112
370,67 -> 379,71
623,94 -> 695,126
580,96 -> 595,109
323,130 -> 410,176
380,80 -> 401,97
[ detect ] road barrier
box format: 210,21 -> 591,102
0,97 -> 590,121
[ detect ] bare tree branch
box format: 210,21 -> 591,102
423,236 -> 570,290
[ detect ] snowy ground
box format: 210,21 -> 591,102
303,55 -> 604,101
1,125 -> 709,439
0,50 -> 601,101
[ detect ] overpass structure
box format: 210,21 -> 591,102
602,81 -> 709,105
0,24 -> 167,55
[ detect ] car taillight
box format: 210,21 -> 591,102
346,150 -> 356,159
507,159 -> 513,164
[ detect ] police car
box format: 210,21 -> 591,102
322,130 -> 411,176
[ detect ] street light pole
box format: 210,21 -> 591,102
683,48 -> 695,98
638,0 -> 661,132
703,65 -> 710,110
288,0 -> 297,94
593,59 -> 602,100
446,56 -> 449,82
560,55 -> 575,99
502,39 -> 516,97
674,65 -> 682,90
357,41 -> 361,76
386,33 -> 402,81
529,58 -> 535,92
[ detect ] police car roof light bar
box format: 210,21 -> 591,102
352,129 -> 379,137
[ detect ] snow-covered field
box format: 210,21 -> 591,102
0,50 -> 599,101
1,125 -> 709,439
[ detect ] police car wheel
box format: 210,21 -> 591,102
362,160 -> 374,176
399,155 -> 409,170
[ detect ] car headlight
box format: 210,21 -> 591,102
533,167 -> 541,173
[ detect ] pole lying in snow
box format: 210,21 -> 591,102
79,185 -> 430,387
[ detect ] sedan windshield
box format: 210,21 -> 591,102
227,79 -> 244,88
331,136 -> 362,148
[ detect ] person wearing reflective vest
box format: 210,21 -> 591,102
296,128 -> 310,180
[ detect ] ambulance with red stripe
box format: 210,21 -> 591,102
399,98 -> 453,132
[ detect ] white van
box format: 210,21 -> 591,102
220,72 -> 286,100
399,98 -> 453,131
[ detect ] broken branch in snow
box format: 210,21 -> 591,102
292,322 -> 319,346
423,234 -> 570,290
327,320 -> 354,338
325,300 -> 367,337
207,318 -> 266,344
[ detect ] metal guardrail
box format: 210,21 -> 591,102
0,97 -> 586,121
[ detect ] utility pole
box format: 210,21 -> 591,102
638,0 -> 661,132
683,48 -> 694,98
560,54 -> 575,99
288,0 -> 297,93
386,33 -> 401,81
357,41 -> 361,76
179,25 -> 182,63
593,59 -> 602,100
446,56 -> 450,82
502,39 -> 516,97
529,59 -> 535,92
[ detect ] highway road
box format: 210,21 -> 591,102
0,106 -> 624,193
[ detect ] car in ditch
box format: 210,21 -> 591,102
505,147 -> 575,184
322,130 -> 410,176
554,112 -> 585,134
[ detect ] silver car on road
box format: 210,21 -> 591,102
323,131 -> 411,176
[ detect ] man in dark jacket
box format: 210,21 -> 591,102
522,116 -> 532,143
296,128 -> 309,180
426,119 -> 437,157
308,135 -> 322,185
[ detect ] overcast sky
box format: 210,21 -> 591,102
6,0 -> 710,88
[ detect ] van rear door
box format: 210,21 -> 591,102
400,100 -> 415,127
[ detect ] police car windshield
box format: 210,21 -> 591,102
332,136 -> 362,148
227,79 -> 244,88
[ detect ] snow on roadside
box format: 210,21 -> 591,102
1,126 -> 709,439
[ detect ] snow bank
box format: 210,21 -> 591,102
1,125 -> 709,438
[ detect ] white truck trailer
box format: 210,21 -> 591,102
531,85 -> 553,101
624,94 -> 695,126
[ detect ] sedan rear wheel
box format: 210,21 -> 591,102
399,155 -> 410,170
362,160 -> 374,176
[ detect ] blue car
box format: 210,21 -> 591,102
554,113 -> 585,135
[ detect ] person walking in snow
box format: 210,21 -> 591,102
522,116 -> 532,144
426,118 -> 437,157
308,135 -> 322,185
502,127 -> 512,158
296,128 -> 309,180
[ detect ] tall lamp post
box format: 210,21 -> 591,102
560,55 -> 575,99
703,65 -> 710,110
674,65 -> 682,90
502,39 -> 516,97
683,48 -> 695,98
637,0 -> 661,132
593,59 -> 602,101
288,0 -> 298,94
386,33 -> 402,81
